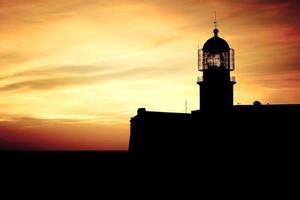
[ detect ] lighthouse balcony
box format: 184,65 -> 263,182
197,76 -> 203,83
197,76 -> 236,83
231,76 -> 236,82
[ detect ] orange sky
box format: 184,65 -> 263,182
0,0 -> 300,150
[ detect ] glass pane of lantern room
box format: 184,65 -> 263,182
222,52 -> 229,69
230,49 -> 235,71
207,54 -> 221,67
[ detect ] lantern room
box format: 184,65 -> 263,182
198,29 -> 235,71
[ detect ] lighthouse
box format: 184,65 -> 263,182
197,28 -> 236,111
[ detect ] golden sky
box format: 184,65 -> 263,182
0,0 -> 300,149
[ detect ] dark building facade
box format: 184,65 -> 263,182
129,28 -> 300,158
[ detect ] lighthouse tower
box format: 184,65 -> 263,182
197,28 -> 236,111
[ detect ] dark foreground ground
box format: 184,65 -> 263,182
0,151 -> 129,167
0,149 -> 296,168
0,149 -> 297,194
0,151 -> 133,179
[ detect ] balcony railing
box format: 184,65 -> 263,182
197,76 -> 236,82
197,76 -> 203,82
231,76 -> 236,82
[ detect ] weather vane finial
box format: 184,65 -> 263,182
214,11 -> 218,29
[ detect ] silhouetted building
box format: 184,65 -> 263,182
129,28 -> 300,158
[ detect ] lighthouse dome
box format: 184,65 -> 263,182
203,29 -> 230,53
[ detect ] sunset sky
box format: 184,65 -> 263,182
0,0 -> 300,150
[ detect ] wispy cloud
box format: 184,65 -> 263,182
0,65 -> 173,92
